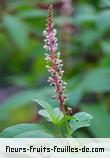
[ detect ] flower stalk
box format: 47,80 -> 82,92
43,4 -> 67,112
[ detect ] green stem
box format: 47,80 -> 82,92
62,108 -> 72,137
56,126 -> 62,138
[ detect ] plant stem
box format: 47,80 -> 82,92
56,126 -> 62,138
43,5 -> 72,138
62,110 -> 72,137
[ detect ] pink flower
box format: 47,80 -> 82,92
43,4 -> 67,111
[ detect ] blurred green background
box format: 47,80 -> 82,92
0,0 -> 110,137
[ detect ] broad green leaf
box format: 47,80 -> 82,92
76,29 -> 101,47
96,10 -> 110,32
73,13 -> 96,25
53,108 -> 64,121
0,123 -> 47,138
35,99 -> 57,124
7,0 -> 39,8
99,56 -> 110,67
68,85 -> 84,107
82,104 -> 110,137
55,17 -> 72,26
83,68 -> 110,92
39,108 -> 63,124
3,15 -> 29,50
100,0 -> 110,7
15,131 -> 54,138
72,4 -> 96,25
0,90 -> 39,112
77,4 -> 96,16
70,112 -> 93,132
100,41 -> 110,55
0,88 -> 52,118
58,115 -> 75,127
18,10 -> 47,18
74,130 -> 91,138
39,109 -> 51,121
67,76 -> 84,107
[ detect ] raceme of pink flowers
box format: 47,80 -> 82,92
43,4 -> 67,111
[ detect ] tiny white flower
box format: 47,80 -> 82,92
43,30 -> 47,36
53,29 -> 57,35
43,45 -> 48,49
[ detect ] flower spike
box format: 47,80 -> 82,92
43,4 -> 67,111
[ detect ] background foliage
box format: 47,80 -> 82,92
0,0 -> 110,137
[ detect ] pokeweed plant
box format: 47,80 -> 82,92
0,4 -> 93,138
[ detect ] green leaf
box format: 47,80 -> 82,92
35,99 -> 57,124
18,10 -> 47,18
0,88 -> 52,119
3,15 -> 29,50
72,4 -> 96,25
96,10 -> 110,32
100,0 -> 110,7
55,17 -> 72,26
58,115 -> 75,127
99,56 -> 110,67
53,108 -> 64,122
83,68 -> 110,92
39,109 -> 51,121
0,123 -> 47,138
0,90 -> 38,113
68,85 -> 84,107
7,0 -> 39,8
67,76 -> 85,107
39,108 -> 63,124
70,112 -> 93,132
16,130 -> 54,138
82,104 -> 110,137
100,41 -> 110,55
76,29 -> 101,47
